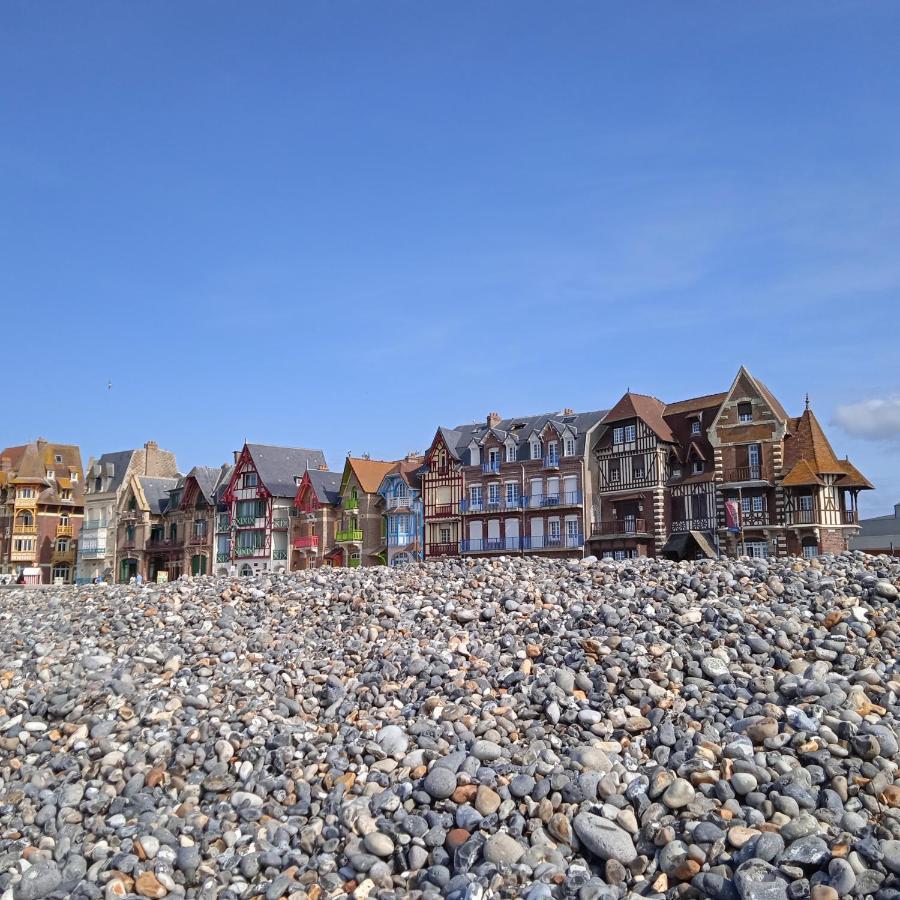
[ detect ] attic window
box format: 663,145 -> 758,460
691,418 -> 701,435
511,423 -> 526,430
561,415 -> 577,423
55,454 -> 63,464
46,470 -> 55,479
295,476 -> 302,486
738,402 -> 752,423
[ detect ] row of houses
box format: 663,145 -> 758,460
0,367 -> 877,583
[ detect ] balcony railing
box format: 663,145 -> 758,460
460,534 -> 584,553
481,461 -> 502,474
216,552 -> 230,563
336,528 -> 363,543
842,510 -> 857,524
543,455 -> 560,469
190,532 -> 208,544
11,550 -> 34,561
216,518 -> 231,532
146,539 -> 182,551
789,508 -> 817,525
273,550 -> 287,560
121,540 -> 136,550
80,543 -> 107,558
459,490 -> 584,514
271,518 -> 289,529
428,542 -> 457,556
387,533 -> 418,547
234,546 -> 265,558
14,496 -> 37,508
344,498 -> 359,511
430,503 -> 456,518
53,549 -> 76,562
119,510 -> 139,523
722,466 -> 768,483
293,535 -> 319,549
13,523 -> 37,534
57,524 -> 74,537
740,511 -> 772,527
386,495 -> 413,509
592,518 -> 647,536
234,516 -> 260,527
81,521 -> 106,531
671,517 -> 717,533
348,558 -> 361,568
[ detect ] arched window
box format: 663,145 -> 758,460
52,564 -> 71,583
16,511 -> 34,528
240,564 -> 253,576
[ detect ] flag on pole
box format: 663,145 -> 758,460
725,499 -> 741,533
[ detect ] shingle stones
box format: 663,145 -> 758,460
0,551 -> 898,900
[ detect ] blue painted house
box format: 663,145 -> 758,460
378,454 -> 425,566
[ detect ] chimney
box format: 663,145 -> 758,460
562,408 -> 574,416
233,450 -> 241,464
487,412 -> 502,429
318,463 -> 328,471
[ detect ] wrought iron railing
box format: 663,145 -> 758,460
592,518 -> 646,536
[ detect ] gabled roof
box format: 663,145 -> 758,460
307,469 -> 342,506
603,392 -> 674,442
246,444 -> 328,497
781,459 -> 825,487
663,392 -> 727,416
381,456 -> 425,493
344,457 -> 397,494
89,450 -> 137,494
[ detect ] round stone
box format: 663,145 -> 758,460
423,766 -> 457,800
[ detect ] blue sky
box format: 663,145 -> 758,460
3,2 -> 899,514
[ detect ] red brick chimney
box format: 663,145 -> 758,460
487,412 -> 502,429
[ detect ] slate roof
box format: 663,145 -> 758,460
604,393 -> 674,442
436,409 -> 608,464
247,444 -> 328,498
88,450 -> 138,495
307,470 -> 343,506
187,465 -> 227,503
138,476 -> 181,514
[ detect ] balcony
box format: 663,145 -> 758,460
428,542 -> 457,557
293,535 -> 319,550
273,550 -> 287,561
722,465 -> 770,484
461,538 -> 513,553
592,518 -> 648,537
842,510 -> 857,525
216,552 -> 230,563
387,533 -> 417,547
671,517 -> 717,533
119,510 -> 139,523
533,491 -> 582,508
271,518 -> 290,530
80,543 -> 108,558
14,496 -> 37,508
121,539 -> 136,550
481,461 -> 502,474
56,524 -> 74,537
13,523 -> 37,535
740,511 -> 773,527
525,534 -> 583,551
216,518 -> 231,532
53,549 -> 76,562
234,546 -> 266,558
189,532 -> 208,545
543,455 -> 560,470
789,508 -> 817,525
234,516 -> 260,528
146,539 -> 182,552
430,503 -> 457,518
81,520 -> 106,531
336,528 -> 363,543
386,495 -> 413,510
11,550 -> 34,561
344,498 -> 360,511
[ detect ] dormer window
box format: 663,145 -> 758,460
672,467 -> 682,480
564,437 -> 575,457
71,471 -> 78,482
242,471 -> 258,489
692,461 -> 704,475
505,444 -> 516,463
55,454 -> 63,464
469,444 -> 480,466
738,402 -> 752,423
530,440 -> 541,460
691,419 -> 701,435
46,470 -> 55,480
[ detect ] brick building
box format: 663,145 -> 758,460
0,439 -> 84,583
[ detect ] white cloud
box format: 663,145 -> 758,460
833,396 -> 900,441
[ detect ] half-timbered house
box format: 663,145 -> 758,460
115,473 -> 180,582
291,469 -> 342,570
218,443 -> 327,576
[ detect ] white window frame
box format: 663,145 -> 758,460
488,448 -> 500,468
802,544 -> 819,559
743,540 -> 769,559
505,482 -> 519,505
624,424 -> 636,443
487,483 -> 500,505
547,441 -> 559,463
469,444 -> 480,466
751,495 -> 764,513
671,466 -> 682,480
71,471 -> 78,482
741,497 -> 751,515
738,403 -> 753,423
564,437 -> 576,457
692,460 -> 704,475
469,485 -> 483,508
691,419 -> 701,435
613,426 -> 624,445
798,494 -> 814,511
505,443 -> 516,463
633,456 -> 645,480
439,526 -> 451,544
530,440 -> 541,460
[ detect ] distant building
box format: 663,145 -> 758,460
421,408 -> 608,559
115,473 -> 181,582
850,503 -> 900,556
291,468 -> 342,570
217,443 -> 328,576
331,457 -> 396,568
77,441 -> 178,583
378,454 -> 426,566
0,439 -> 84,583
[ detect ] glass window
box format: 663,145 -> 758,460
738,402 -> 752,423
488,483 -> 500,505
691,419 -> 701,434
530,441 -> 541,460
741,497 -> 751,514
613,427 -> 624,445
624,424 -> 636,442
505,444 -> 516,462
692,461 -> 704,474
752,495 -> 764,512
564,437 -> 575,456
802,544 -> 818,558
506,483 -> 519,505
